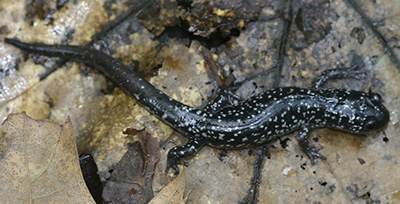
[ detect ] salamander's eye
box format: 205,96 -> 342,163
365,117 -> 376,130
371,93 -> 382,102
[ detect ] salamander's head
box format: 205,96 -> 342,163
326,91 -> 390,134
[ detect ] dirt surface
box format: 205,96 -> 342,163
1,0 -> 399,203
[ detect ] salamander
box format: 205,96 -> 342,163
5,38 -> 390,175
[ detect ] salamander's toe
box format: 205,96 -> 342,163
306,146 -> 327,165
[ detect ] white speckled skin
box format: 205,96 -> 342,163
5,39 -> 390,175
185,88 -> 388,148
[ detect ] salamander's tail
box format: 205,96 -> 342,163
5,38 -> 51,53
5,38 -> 84,59
5,38 -> 29,49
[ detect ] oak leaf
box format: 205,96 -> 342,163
0,112 -> 95,203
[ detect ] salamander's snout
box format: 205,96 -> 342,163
329,91 -> 390,134
360,93 -> 390,133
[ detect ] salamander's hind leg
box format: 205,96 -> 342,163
313,65 -> 365,89
166,137 -> 206,175
295,126 -> 327,164
203,89 -> 240,113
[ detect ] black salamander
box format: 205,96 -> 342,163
5,39 -> 390,175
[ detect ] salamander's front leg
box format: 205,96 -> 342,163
295,126 -> 327,164
166,137 -> 206,175
313,66 -> 364,89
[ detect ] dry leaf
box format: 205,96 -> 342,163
0,112 -> 95,203
102,129 -> 160,203
149,170 -> 188,204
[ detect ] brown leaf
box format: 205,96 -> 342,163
0,112 -> 95,203
102,129 -> 161,203
149,170 -> 188,204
